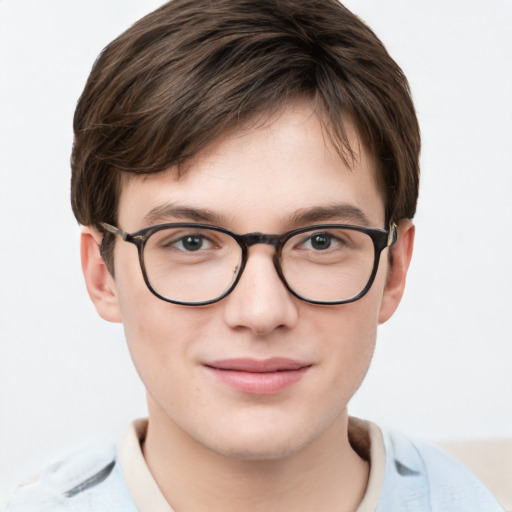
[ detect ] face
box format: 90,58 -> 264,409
84,100 -> 413,460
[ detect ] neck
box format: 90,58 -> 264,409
143,399 -> 369,512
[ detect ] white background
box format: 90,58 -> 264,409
1,0 -> 511,498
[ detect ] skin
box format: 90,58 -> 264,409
82,100 -> 414,512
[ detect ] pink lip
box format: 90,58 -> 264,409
204,358 -> 311,395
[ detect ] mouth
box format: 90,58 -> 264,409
203,357 -> 312,395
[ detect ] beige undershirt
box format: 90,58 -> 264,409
117,417 -> 386,512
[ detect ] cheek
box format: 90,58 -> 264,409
113,242 -> 173,342
116,274 -> 217,405
303,298 -> 380,388
112,251 -> 179,386
329,306 -> 377,375
330,277 -> 384,365
120,303 -> 191,410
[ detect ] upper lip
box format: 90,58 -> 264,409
205,357 -> 311,373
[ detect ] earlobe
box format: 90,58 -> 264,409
81,227 -> 122,323
378,220 -> 415,324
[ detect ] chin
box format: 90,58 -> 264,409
208,436 -> 304,462
196,419 -> 320,462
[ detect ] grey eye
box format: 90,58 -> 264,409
309,233 -> 332,250
180,235 -> 205,251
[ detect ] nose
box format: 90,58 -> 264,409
223,246 -> 299,336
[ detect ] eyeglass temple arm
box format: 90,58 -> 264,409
387,222 -> 398,247
100,222 -> 131,241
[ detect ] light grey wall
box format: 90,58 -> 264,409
1,0 -> 511,498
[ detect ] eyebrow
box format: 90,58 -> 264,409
142,202 -> 372,230
142,204 -> 227,226
288,204 -> 372,227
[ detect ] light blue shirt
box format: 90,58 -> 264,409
5,424 -> 504,511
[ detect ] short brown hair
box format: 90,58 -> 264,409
71,0 -> 420,268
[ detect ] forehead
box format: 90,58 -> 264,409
118,101 -> 385,231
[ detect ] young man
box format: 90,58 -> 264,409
6,0 -> 504,510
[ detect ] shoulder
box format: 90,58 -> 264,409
5,445 -> 136,512
378,427 -> 505,511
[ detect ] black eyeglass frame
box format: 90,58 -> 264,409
100,221 -> 398,306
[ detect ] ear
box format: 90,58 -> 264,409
81,226 -> 122,323
378,219 -> 415,324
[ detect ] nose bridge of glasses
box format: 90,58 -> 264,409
235,232 -> 288,297
241,232 -> 281,249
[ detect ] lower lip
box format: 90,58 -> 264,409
206,367 -> 309,395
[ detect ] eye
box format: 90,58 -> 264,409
307,233 -> 332,250
173,234 -> 213,252
301,232 -> 346,251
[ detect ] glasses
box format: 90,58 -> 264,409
101,222 -> 398,306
